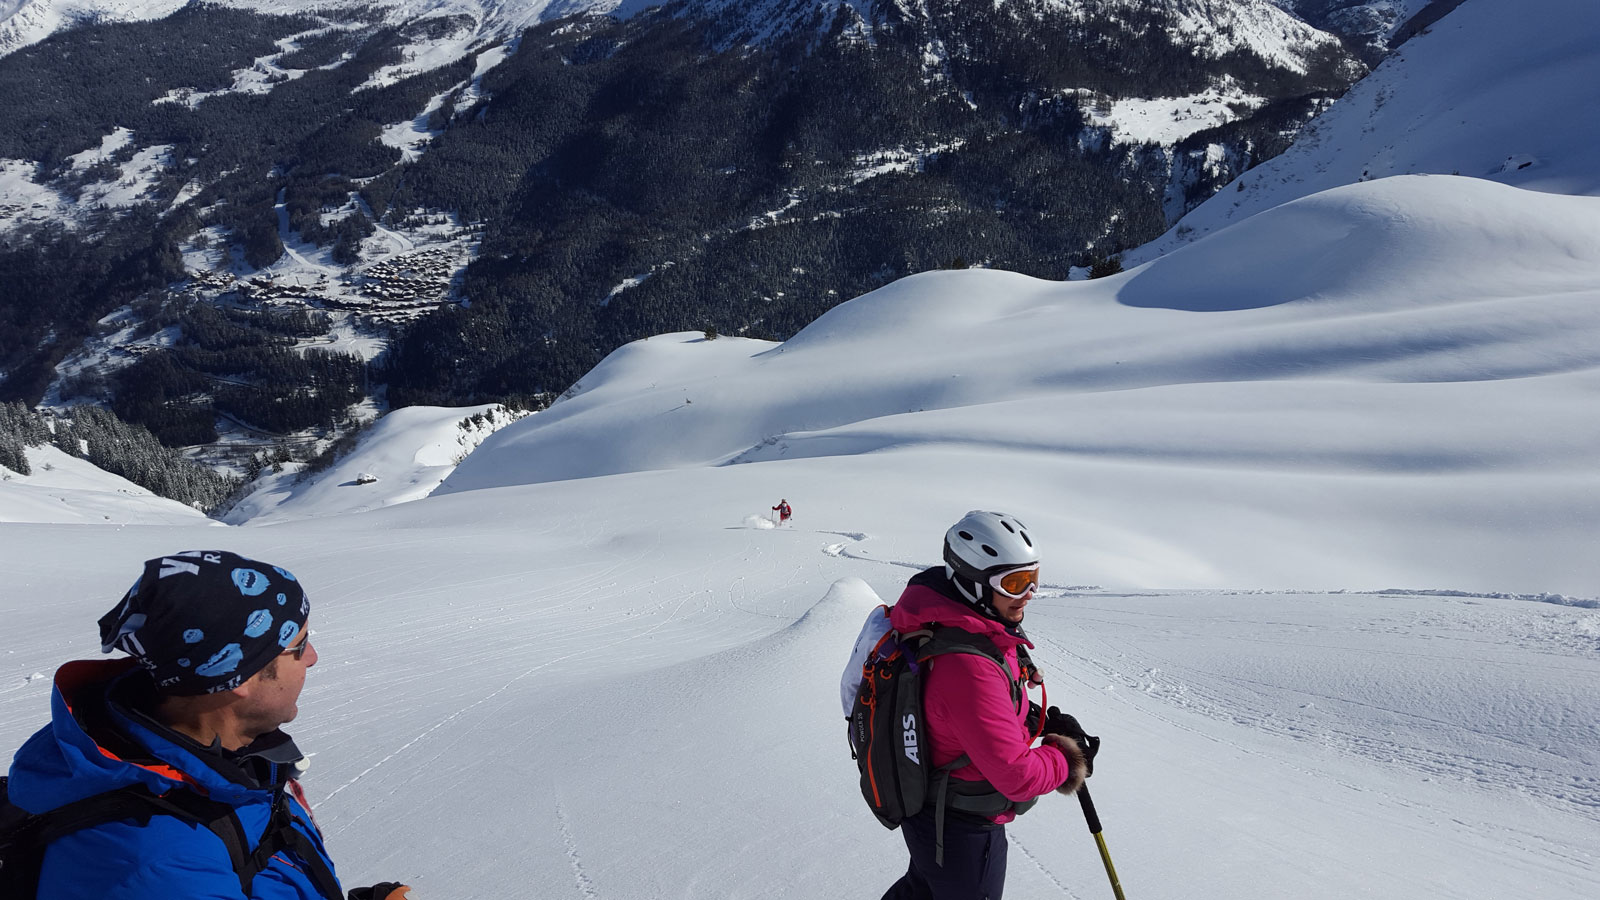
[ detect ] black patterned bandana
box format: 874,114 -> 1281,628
98,551 -> 310,696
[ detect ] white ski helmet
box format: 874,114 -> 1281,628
943,510 -> 1038,612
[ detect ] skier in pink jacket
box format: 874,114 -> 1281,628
881,510 -> 1090,900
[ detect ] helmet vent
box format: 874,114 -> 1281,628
943,510 -> 1039,598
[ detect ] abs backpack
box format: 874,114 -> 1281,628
843,605 -> 1046,862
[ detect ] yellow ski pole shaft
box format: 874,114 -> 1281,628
1077,785 -> 1127,900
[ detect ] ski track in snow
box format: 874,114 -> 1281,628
317,641 -> 580,818
817,529 -> 922,572
1009,833 -> 1085,900
1029,607 -> 1600,832
816,529 -> 1097,595
1017,640 -> 1600,878
322,552 -> 669,806
556,801 -> 602,899
318,529 -> 775,833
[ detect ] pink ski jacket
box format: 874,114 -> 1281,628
889,570 -> 1071,823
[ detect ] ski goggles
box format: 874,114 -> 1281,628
988,565 -> 1039,599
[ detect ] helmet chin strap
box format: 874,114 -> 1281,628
947,569 -> 1002,621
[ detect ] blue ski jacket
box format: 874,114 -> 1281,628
6,658 -> 343,899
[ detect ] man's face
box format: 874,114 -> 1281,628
238,625 -> 317,734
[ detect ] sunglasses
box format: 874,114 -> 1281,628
988,566 -> 1039,600
282,630 -> 313,661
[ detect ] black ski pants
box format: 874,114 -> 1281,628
881,810 -> 1008,900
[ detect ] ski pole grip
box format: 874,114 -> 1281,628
1078,783 -> 1104,835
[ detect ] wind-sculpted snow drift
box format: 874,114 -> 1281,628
446,176 -> 1600,480
427,176 -> 1600,594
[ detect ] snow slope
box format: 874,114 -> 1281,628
0,444 -> 215,525
1,467 -> 1595,898
0,0 -> 631,57
2,0 -> 1347,69
0,0 -> 177,56
2,175 -> 1597,897
1132,0 -> 1600,261
220,404 -> 522,525
442,175 -> 1600,594
659,0 -> 1344,69
0,0 -> 580,56
1135,0 -> 1344,73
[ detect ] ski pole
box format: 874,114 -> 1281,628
1077,784 -> 1126,900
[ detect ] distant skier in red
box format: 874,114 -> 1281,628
772,499 -> 792,526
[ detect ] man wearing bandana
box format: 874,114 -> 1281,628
5,551 -> 409,900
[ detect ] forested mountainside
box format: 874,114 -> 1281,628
0,5 -> 474,426
0,1 -> 1361,453
1271,1 -> 1432,57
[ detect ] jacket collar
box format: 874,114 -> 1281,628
103,666 -> 302,794
890,567 -> 1033,651
8,658 -> 300,814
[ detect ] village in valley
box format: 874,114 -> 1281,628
194,243 -> 469,326
47,209 -> 485,390
28,204 -> 488,477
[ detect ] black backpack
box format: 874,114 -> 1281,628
847,624 -> 1043,863
0,774 -> 343,899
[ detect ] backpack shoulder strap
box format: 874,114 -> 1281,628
1015,642 -> 1038,677
244,787 -> 344,900
917,627 -> 1028,711
163,786 -> 342,900
144,786 -> 258,892
4,779 -> 180,847
1,777 -> 241,897
916,625 -> 1005,665
16,782 -> 253,884
2,778 -> 340,900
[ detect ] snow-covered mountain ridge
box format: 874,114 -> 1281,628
1133,0 -> 1600,262
0,0 -> 581,56
1270,0 -> 1432,52
660,0 -> 1346,72
2,0 -> 1350,70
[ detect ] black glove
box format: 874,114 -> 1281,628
1024,701 -> 1044,735
1044,706 -> 1100,777
348,883 -> 410,900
